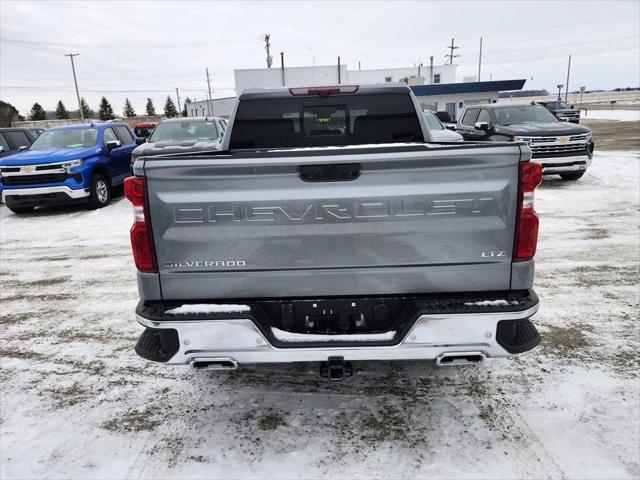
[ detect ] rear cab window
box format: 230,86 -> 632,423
229,93 -> 424,149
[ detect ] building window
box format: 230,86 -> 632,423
384,76 -> 392,83
433,74 -> 441,84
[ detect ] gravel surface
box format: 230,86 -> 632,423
1,150 -> 638,479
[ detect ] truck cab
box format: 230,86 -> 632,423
457,103 -> 594,181
0,122 -> 140,214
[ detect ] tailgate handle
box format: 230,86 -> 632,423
298,163 -> 360,182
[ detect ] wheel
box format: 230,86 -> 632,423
87,173 -> 111,209
560,171 -> 586,181
7,205 -> 35,214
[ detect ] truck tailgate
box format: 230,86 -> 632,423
143,144 -> 523,299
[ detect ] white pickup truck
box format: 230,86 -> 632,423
125,84 -> 542,380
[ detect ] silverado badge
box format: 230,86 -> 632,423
558,136 -> 570,143
20,165 -> 35,173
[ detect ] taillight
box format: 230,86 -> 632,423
124,176 -> 157,272
514,161 -> 543,261
289,85 -> 359,96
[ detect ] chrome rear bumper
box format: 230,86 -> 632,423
136,304 -> 539,366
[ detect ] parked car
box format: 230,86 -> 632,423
126,84 -> 542,379
0,122 -> 141,213
538,101 -> 581,123
0,128 -> 41,158
423,110 -> 463,141
133,121 -> 158,139
131,117 -> 225,163
456,103 -> 594,181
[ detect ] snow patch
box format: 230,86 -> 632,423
165,304 -> 250,315
464,299 -> 515,306
271,327 -> 396,342
582,109 -> 640,121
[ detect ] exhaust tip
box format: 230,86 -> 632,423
190,357 -> 239,371
435,351 -> 486,367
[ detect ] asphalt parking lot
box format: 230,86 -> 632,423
1,149 -> 638,479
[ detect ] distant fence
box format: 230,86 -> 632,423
12,116 -> 164,128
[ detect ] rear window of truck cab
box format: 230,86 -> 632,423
229,93 -> 424,149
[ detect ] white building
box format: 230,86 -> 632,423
186,62 -> 524,120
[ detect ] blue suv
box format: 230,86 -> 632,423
0,122 -> 140,214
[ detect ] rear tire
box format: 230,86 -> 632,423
87,173 -> 111,209
7,205 -> 35,214
560,171 -> 586,181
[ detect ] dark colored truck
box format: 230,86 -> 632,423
457,103 -> 594,181
126,84 -> 542,380
538,101 -> 581,123
0,128 -> 41,158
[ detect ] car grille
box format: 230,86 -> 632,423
519,134 -> 590,156
2,173 -> 68,185
556,112 -> 580,119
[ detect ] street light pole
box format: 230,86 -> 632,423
65,53 -> 83,121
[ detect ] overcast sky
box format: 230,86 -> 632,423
1,0 -> 639,116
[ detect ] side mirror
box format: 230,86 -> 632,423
105,140 -> 121,152
445,124 -> 456,131
570,105 -> 575,109
18,145 -> 28,151
135,137 -> 146,146
474,121 -> 490,132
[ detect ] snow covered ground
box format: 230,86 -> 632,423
581,109 -> 640,121
1,151 -> 638,479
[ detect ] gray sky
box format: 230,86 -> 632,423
1,0 -> 639,116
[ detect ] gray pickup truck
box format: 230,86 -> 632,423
125,84 -> 542,380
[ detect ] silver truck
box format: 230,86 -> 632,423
125,84 -> 543,380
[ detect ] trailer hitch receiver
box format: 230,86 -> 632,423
320,356 -> 353,381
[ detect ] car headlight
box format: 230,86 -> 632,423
61,159 -> 83,169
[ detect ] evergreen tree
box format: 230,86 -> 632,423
29,102 -> 46,121
98,97 -> 116,121
55,100 -> 69,119
181,97 -> 192,117
80,97 -> 94,119
164,95 -> 178,118
145,98 -> 156,116
123,98 -> 136,117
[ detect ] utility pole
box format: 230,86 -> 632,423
337,56 -> 341,84
280,52 -> 285,86
429,56 -> 434,84
445,38 -> 459,65
358,61 -> 361,71
477,37 -> 483,82
65,53 -> 83,121
175,87 -> 182,115
265,34 -> 273,68
205,67 -> 213,116
564,54 -> 571,103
